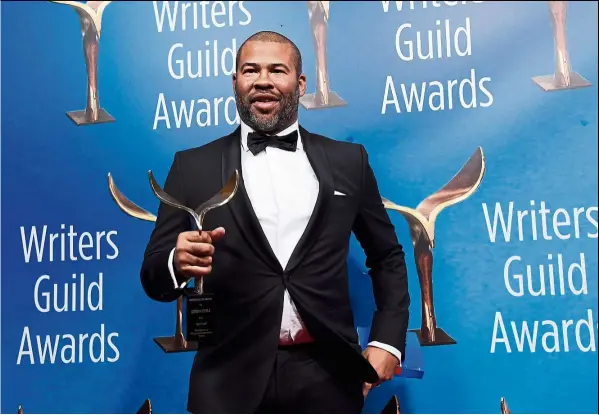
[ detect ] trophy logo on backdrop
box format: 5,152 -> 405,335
107,170 -> 239,353
50,1 -> 115,125
532,1 -> 592,92
300,1 -> 347,110
500,398 -> 512,414
383,147 -> 486,346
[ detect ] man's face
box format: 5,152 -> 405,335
233,41 -> 306,133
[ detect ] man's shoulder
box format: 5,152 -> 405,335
304,129 -> 365,167
174,129 -> 237,161
305,129 -> 364,153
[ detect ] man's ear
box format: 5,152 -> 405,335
298,73 -> 307,97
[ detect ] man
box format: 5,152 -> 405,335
140,31 -> 410,414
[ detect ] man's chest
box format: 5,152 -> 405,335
242,149 -> 319,226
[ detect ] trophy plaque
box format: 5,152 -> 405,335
300,1 -> 347,110
532,1 -> 591,92
107,170 -> 240,352
381,395 -> 401,414
383,147 -> 486,346
50,1 -> 115,125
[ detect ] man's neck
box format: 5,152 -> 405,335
242,119 -> 299,137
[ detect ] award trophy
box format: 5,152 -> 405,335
300,1 -> 347,110
500,397 -> 512,414
147,170 -> 239,346
107,170 -> 239,352
532,1 -> 591,91
383,147 -> 486,346
50,1 -> 115,125
381,395 -> 401,414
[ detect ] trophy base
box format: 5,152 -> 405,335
410,327 -> 456,347
153,336 -> 198,353
300,90 -> 347,110
531,72 -> 592,92
66,108 -> 115,126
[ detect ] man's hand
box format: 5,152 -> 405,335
362,346 -> 399,398
174,227 -> 226,277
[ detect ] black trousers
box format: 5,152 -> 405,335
255,343 -> 364,414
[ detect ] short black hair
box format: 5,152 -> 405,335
236,31 -> 303,76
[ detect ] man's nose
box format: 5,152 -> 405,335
254,70 -> 274,89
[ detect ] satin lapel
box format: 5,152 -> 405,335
221,128 -> 283,274
285,126 -> 334,273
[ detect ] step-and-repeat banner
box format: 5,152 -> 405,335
1,1 -> 597,413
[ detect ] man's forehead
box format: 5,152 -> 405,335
238,41 -> 294,63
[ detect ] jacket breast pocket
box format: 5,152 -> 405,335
327,193 -> 358,234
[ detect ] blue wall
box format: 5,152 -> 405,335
1,1 -> 597,413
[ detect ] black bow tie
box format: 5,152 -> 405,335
247,130 -> 299,155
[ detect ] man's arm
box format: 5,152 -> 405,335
140,152 -> 192,303
352,145 -> 410,360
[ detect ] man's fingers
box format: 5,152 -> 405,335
376,367 -> 392,382
178,251 -> 212,267
184,227 -> 225,243
184,231 -> 213,244
185,242 -> 215,257
181,231 -> 207,243
179,264 -> 212,277
209,227 -> 226,241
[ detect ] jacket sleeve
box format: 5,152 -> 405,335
140,152 -> 192,302
352,144 -> 410,359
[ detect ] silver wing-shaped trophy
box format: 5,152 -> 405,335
107,169 -> 239,352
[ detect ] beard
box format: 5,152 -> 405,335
234,85 -> 300,133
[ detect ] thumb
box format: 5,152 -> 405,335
209,227 -> 226,242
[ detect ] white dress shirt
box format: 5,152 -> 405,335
168,120 -> 402,361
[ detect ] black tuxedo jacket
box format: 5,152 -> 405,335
140,125 -> 410,414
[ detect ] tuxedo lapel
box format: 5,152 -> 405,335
221,128 -> 283,274
285,126 -> 334,273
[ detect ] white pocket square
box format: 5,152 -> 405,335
334,190 -> 346,196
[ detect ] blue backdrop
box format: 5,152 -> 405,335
1,1 -> 597,413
